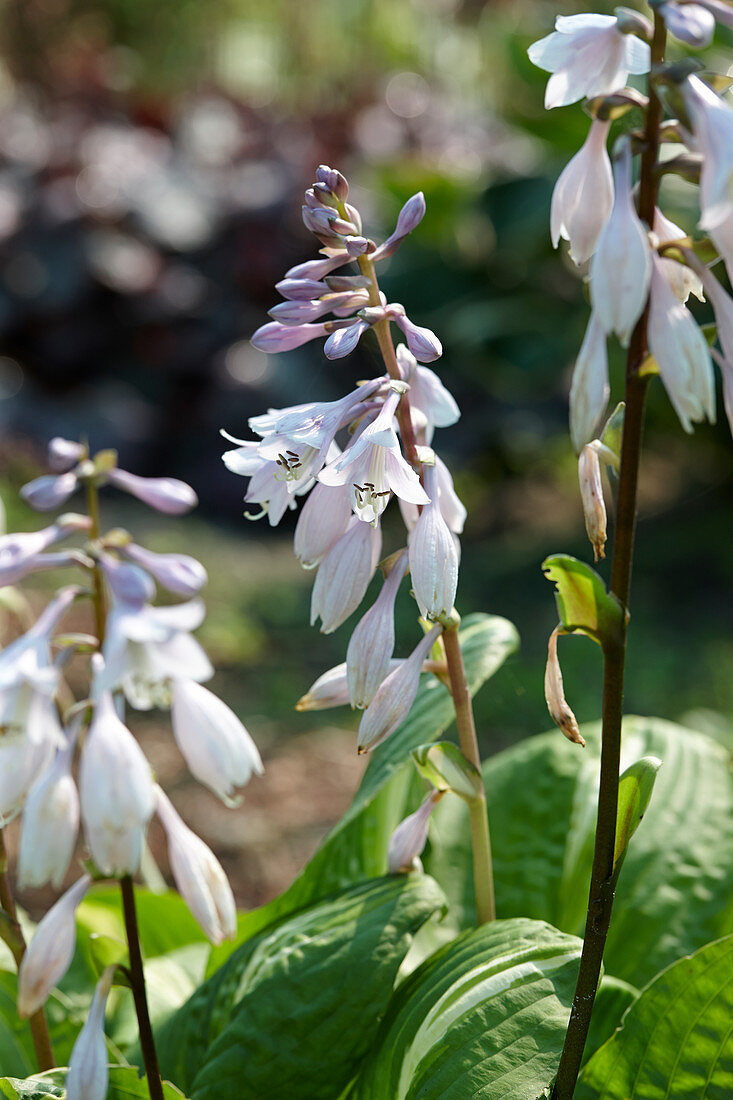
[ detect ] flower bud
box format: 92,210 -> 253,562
79,692 -> 155,876
251,321 -> 329,353
0,520 -> 86,588
388,790 -> 443,873
275,278 -> 330,301
121,543 -> 207,597
311,520 -> 382,633
18,875 -> 91,1017
315,165 -> 349,200
409,463 -> 459,620
171,679 -> 263,805
347,552 -> 408,709
324,319 -> 370,359
107,469 -> 198,515
285,254 -> 349,281
155,786 -> 236,945
295,659 -> 404,711
658,2 -> 715,47
99,554 -> 155,606
544,627 -> 585,747
47,438 -> 85,473
569,313 -> 610,454
551,120 -> 614,265
20,472 -> 79,512
372,193 -> 427,261
18,737 -> 79,889
66,966 -> 114,1100
392,312 -> 442,363
578,444 -> 607,562
358,625 -> 442,753
294,481 -> 353,568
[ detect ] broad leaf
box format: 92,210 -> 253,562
0,1068 -> 186,1100
578,935 -> 733,1098
352,918 -> 582,1100
0,972 -> 83,1076
425,716 -> 733,986
157,874 -> 446,1098
542,555 -> 624,646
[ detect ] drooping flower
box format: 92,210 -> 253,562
658,2 -> 716,46
408,462 -> 459,620
347,552 -> 408,709
550,119 -> 614,264
388,790 -> 443,873
120,543 -> 207,598
578,442 -> 607,562
683,75 -> 733,232
545,627 -> 585,747
358,625 -> 443,753
0,515 -> 90,588
310,519 -> 383,633
396,345 -> 460,442
18,874 -> 92,1017
20,472 -> 79,512
66,966 -> 114,1100
527,13 -> 650,110
653,209 -> 704,304
222,435 -> 312,526
569,312 -> 609,454
17,732 -> 79,889
293,481 -> 354,568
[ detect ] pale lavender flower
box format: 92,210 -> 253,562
658,2 -> 715,46
693,0 -> 733,28
79,690 -> 155,876
527,13 -> 650,110
347,552 -> 408,709
389,307 -> 443,363
396,345 -> 459,441
683,75 -> 733,232
107,469 -> 198,515
293,481 -> 354,568
323,318 -> 372,359
569,312 -> 609,454
358,624 -> 443,753
653,209 -> 704,304
121,543 -> 207,597
47,438 -> 85,473
171,679 -> 263,805
311,519 -> 382,633
155,786 -> 236,945
388,790 -> 443,873
590,141 -> 652,346
550,119 -> 613,264
222,435 -> 309,526
399,455 -> 466,535
18,733 -> 79,889
296,658 -> 405,711
285,254 -> 351,281
685,255 -> 733,433
275,278 -> 332,301
0,516 -> 90,588
251,321 -> 330,353
18,874 -> 91,1017
66,966 -> 114,1100
409,462 -> 459,620
20,472 -> 79,512
99,554 -> 155,606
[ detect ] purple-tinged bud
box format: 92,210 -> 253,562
79,691 -> 155,876
18,874 -> 91,1017
155,786 -> 236,945
324,319 -> 371,359
0,518 -> 88,588
372,192 -> 427,261
388,790 -> 443,873
347,552 -> 408,708
171,679 -> 263,805
358,624 -> 443,753
302,205 -> 341,239
311,519 -> 382,634
294,481 -> 354,568
315,165 -> 349,200
658,2 -> 715,46
269,300 -> 327,325
107,469 -> 198,515
18,738 -> 79,889
275,278 -> 331,301
545,626 -> 585,747
391,311 -> 442,363
47,438 -> 85,473
121,544 -> 207,597
344,203 -> 363,234
285,254 -> 350,281
66,966 -> 114,1100
99,553 -> 155,606
251,321 -> 329,353
311,182 -> 338,207
325,275 -> 372,292
694,0 -> 733,29
409,462 -> 458,620
296,659 -> 405,711
578,443 -> 608,562
570,313 -> 610,454
20,472 -> 79,512
344,236 -> 373,257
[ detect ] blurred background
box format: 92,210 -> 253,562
1,0 -> 732,910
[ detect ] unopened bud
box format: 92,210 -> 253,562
107,469 -> 198,515
47,438 -> 85,473
66,966 -> 114,1100
315,165 -> 349,201
544,627 -> 585,747
578,443 -> 608,562
614,6 -> 653,38
121,544 -> 207,597
358,625 -> 442,753
20,472 -> 79,513
18,875 -> 91,1017
388,790 -> 443,873
392,312 -> 442,363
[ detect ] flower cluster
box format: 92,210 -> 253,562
529,7 -> 733,452
1,440 -> 262,1087
224,166 -> 464,761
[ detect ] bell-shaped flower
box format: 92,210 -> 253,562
590,140 -> 652,347
18,874 -> 91,1017
659,2 -> 715,46
47,437 -> 85,473
409,462 -> 459,620
319,389 -> 429,524
653,210 -> 704,304
578,443 -> 607,562
66,966 -> 114,1100
311,518 -> 382,633
396,345 -> 459,442
294,481 -> 354,568
683,253 -> 733,435
683,75 -> 733,232
398,453 -> 466,536
121,543 -> 207,597
0,515 -> 90,588
647,253 -> 716,432
569,312 -> 609,453
20,472 -> 79,512
154,786 -> 236,945
107,469 -> 198,515
296,658 -> 404,711
171,679 -> 263,805
18,733 -> 79,889
388,790 -> 443,873
222,435 -> 308,526
97,594 -> 213,709
347,552 -> 408,709
358,624 -> 443,753
550,119 -> 613,264
527,13 -> 650,109
371,193 -> 426,262
79,691 -> 155,876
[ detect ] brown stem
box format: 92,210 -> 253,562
0,831 -> 55,1070
552,16 -> 666,1099
120,877 -> 165,1100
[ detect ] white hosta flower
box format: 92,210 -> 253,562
396,345 -> 459,442
155,786 -> 236,945
319,389 -> 429,523
653,210 -> 704,304
388,790 -> 443,873
409,463 -> 459,620
347,553 -> 408,709
647,254 -> 715,432
551,119 -> 613,264
687,257 -> 733,434
358,625 -> 443,753
98,595 -> 213,709
171,679 -> 263,805
0,692 -> 64,826
569,312 -> 609,454
683,75 -> 733,231
66,966 -> 114,1100
295,659 -> 405,711
311,519 -> 383,633
79,691 -> 155,876
293,481 -> 353,568
590,141 -> 652,347
527,13 -> 650,110
18,735 -> 79,889
222,434 -> 312,525
708,208 -> 733,287
398,454 -> 466,536
0,516 -> 90,588
18,874 -> 91,1017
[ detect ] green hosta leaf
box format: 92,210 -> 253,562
352,918 -> 582,1100
411,741 -> 483,802
206,614 -> 518,975
542,555 -> 624,646
77,887 -> 206,959
0,971 -> 83,1076
578,935 -> 733,1098
0,1068 -> 187,1100
158,874 -> 446,1098
424,716 -> 733,987
614,756 -> 661,870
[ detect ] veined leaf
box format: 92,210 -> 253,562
0,1068 -> 186,1100
542,555 -> 624,646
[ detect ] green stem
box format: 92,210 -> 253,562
551,16 -> 666,1098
